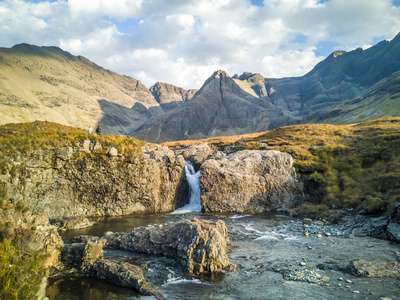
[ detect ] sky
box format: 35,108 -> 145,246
1,0 -> 400,89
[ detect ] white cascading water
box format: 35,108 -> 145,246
170,160 -> 202,214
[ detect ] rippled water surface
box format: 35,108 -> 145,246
49,213 -> 400,300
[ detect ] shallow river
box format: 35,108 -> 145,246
47,212 -> 400,300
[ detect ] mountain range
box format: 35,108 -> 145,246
1,33 -> 400,142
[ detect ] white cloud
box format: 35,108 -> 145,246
68,0 -> 144,20
0,0 -> 400,89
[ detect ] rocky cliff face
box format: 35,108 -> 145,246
200,150 -> 303,213
2,143 -> 187,219
150,82 -> 198,111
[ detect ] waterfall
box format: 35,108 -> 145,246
170,160 -> 202,214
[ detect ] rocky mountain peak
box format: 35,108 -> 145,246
332,50 -> 346,58
212,70 -> 230,78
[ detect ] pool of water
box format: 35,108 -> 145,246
49,212 -> 400,300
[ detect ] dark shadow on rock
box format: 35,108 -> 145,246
97,99 -> 151,136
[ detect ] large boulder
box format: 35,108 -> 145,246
3,144 -> 186,218
348,260 -> 400,278
200,150 -> 303,213
107,218 -> 235,275
387,221 -> 400,242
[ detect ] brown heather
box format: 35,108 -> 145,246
164,117 -> 400,216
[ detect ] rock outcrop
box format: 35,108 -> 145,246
348,260 -> 400,278
92,260 -> 163,299
150,81 -> 197,111
106,218 -> 236,274
2,143 -> 187,219
58,238 -> 162,299
200,150 -> 303,213
51,216 -> 94,231
0,201 -> 63,269
0,200 -> 64,299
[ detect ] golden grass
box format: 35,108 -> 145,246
164,117 -> 400,214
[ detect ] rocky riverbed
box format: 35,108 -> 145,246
47,212 -> 400,300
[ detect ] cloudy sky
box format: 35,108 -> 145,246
1,0 -> 400,89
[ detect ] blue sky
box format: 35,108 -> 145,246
1,0 -> 400,89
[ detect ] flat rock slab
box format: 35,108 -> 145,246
92,259 -> 163,299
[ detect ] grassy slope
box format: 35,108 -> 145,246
164,117 -> 400,216
0,121 -> 145,175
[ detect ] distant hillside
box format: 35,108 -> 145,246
1,34 -> 400,143
0,44 -> 187,135
135,33 -> 400,142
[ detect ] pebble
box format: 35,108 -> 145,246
299,262 -> 307,266
380,298 -> 392,300
104,231 -> 113,236
346,285 -> 351,288
352,291 -> 360,294
307,246 -> 313,250
338,277 -> 343,281
304,232 -> 309,236
325,232 -> 332,236
345,279 -> 352,283
338,283 -> 342,287
317,234 -> 322,238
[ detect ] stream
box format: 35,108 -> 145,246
47,212 -> 400,300
46,161 -> 399,299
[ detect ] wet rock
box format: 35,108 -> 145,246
92,259 -> 164,300
200,150 -> 303,213
172,143 -> 217,168
386,221 -> 400,242
81,239 -> 107,270
348,260 -> 400,278
107,218 -> 236,275
51,216 -> 93,231
280,268 -> 330,285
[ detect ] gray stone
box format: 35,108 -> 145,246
303,218 -> 313,225
3,145 -> 186,219
387,221 -> 400,242
92,259 -> 164,299
106,147 -> 118,157
106,218 -> 236,275
200,150 -> 303,213
280,268 -> 330,285
82,139 -> 91,152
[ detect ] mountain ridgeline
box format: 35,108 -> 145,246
1,34 -> 400,142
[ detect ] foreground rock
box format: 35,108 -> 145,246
200,150 -> 303,212
3,144 -> 186,218
58,238 -> 163,299
0,200 -> 63,299
93,260 -> 163,299
108,218 -> 236,274
348,260 -> 400,278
